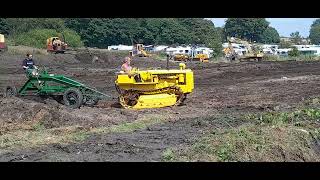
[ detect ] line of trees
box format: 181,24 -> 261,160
6,18 -> 312,56
63,18 -> 222,48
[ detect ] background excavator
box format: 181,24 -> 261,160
174,47 -> 209,63
129,43 -> 151,57
46,35 -> 68,54
223,37 -> 264,61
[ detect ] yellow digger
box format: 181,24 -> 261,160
129,44 -> 151,57
192,49 -> 209,62
224,37 -> 264,61
173,54 -> 189,62
46,36 -> 68,54
173,48 -> 209,62
115,63 -> 194,109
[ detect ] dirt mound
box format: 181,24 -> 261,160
0,96 -> 148,134
0,97 -> 88,133
0,98 -> 69,131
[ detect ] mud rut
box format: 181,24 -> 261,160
1,53 -> 320,161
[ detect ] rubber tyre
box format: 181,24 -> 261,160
3,86 -> 17,98
63,88 -> 83,109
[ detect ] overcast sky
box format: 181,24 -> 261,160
208,18 -> 318,38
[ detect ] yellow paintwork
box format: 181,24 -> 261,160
116,69 -> 194,93
224,37 -> 264,60
115,63 -> 194,109
174,53 -> 209,62
194,54 -> 209,62
174,54 -> 189,61
133,94 -> 177,109
130,44 -> 151,57
47,37 -> 60,44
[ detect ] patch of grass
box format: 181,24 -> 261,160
172,102 -> 320,162
32,122 -> 46,131
263,54 -> 320,62
10,28 -> 83,49
70,131 -> 90,142
152,52 -> 167,61
173,123 -> 319,162
0,130 -> 60,150
162,148 -> 176,161
244,108 -> 320,126
91,114 -> 167,134
6,45 -> 48,55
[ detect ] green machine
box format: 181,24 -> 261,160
3,68 -> 111,109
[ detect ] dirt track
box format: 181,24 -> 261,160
1,51 -> 320,161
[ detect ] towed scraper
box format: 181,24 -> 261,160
3,68 -> 112,109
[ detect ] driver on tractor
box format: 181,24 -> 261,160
22,54 -> 38,77
121,57 -> 133,73
121,57 -> 141,82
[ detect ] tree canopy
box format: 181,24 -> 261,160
259,27 -> 280,44
224,18 -> 270,42
309,19 -> 320,44
311,19 -> 320,28
224,18 -> 281,44
290,31 -> 302,44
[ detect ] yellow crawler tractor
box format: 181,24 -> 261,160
174,54 -> 189,61
225,37 -> 264,61
115,63 -> 194,109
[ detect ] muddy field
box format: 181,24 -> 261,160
1,51 -> 320,161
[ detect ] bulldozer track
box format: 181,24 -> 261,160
119,86 -> 185,109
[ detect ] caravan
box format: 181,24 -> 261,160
276,48 -> 291,56
107,45 -> 133,51
293,45 -> 320,56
